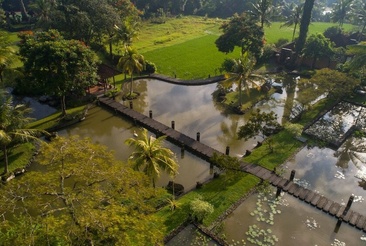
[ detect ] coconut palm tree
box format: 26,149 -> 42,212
125,128 -> 178,188
0,91 -> 43,174
281,3 -> 304,41
250,0 -> 274,28
331,0 -> 353,27
29,0 -> 55,29
347,42 -> 366,71
117,46 -> 145,97
221,51 -> 264,108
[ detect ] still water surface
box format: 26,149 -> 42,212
27,77 -> 366,245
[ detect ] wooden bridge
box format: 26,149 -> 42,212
98,96 -> 366,233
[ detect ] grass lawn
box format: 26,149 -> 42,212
156,173 -> 260,235
0,142 -> 35,174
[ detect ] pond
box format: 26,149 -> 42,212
221,188 -> 366,246
25,75 -> 366,245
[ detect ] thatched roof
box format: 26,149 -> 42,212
97,64 -> 121,80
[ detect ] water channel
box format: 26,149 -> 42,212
27,77 -> 366,245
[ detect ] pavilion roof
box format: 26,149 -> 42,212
98,64 -> 121,80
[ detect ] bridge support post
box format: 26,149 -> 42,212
290,170 -> 296,182
334,218 -> 343,233
171,121 -> 175,129
129,101 -> 133,109
276,187 -> 282,198
225,146 -> 230,155
181,144 -> 185,159
196,132 -> 200,142
149,110 -> 152,118
343,194 -> 354,216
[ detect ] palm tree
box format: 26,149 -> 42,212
29,0 -> 55,29
109,21 -> 139,58
352,0 -> 366,41
331,0 -> 353,27
250,0 -> 274,28
0,91 -> 43,174
0,32 -> 16,83
221,51 -> 263,108
281,3 -> 304,41
117,46 -> 145,97
125,128 -> 178,188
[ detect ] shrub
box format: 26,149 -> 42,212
144,60 -> 157,74
189,195 -> 214,223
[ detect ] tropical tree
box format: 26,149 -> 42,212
117,46 -> 145,97
0,31 -> 16,84
250,0 -> 274,28
215,13 -> 265,60
346,42 -> 366,71
0,91 -> 42,174
302,33 -> 334,68
18,30 -> 99,116
28,0 -> 55,29
125,128 -> 178,188
220,51 -> 263,108
295,0 -> 315,59
351,0 -> 366,41
0,136 -> 165,245
331,0 -> 353,27
281,2 -> 304,41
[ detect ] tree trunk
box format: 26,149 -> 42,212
129,74 -> 134,96
295,0 -> 315,59
61,95 -> 67,116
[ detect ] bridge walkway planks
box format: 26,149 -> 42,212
98,97 -> 366,232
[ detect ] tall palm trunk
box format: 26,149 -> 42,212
295,0 -> 315,60
129,74 -> 134,95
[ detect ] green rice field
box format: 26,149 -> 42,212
134,16 -> 356,79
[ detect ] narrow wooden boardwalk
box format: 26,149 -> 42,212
99,97 -> 366,232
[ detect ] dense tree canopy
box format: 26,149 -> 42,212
297,68 -> 360,106
302,33 -> 334,68
215,13 -> 264,60
18,29 -> 99,115
0,136 -> 165,245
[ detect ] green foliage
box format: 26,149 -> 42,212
221,51 -> 265,108
189,195 -> 214,223
144,60 -> 157,74
0,31 -> 17,83
215,13 -> 265,60
210,152 -> 241,172
125,128 -> 178,188
302,33 -> 334,68
117,46 -> 145,95
323,26 -> 343,39
0,90 -> 42,174
297,68 -> 359,105
17,29 -> 99,115
0,136 -> 165,245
